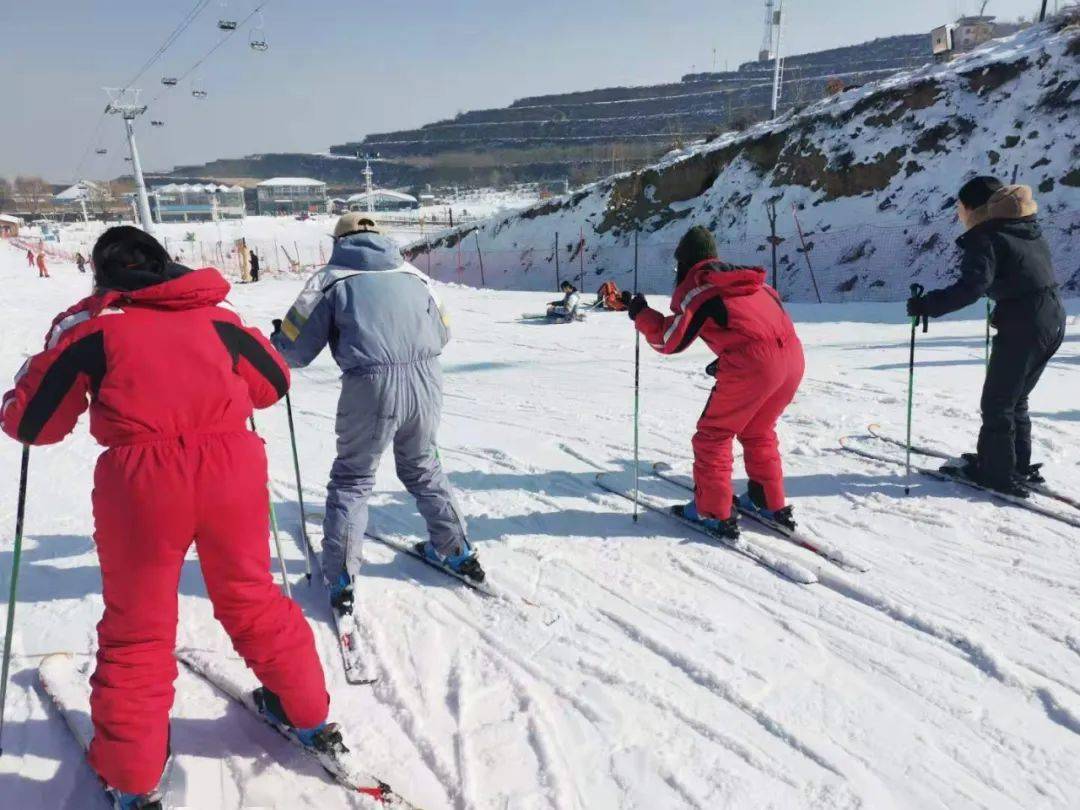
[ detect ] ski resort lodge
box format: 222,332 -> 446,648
0,214 -> 21,238
346,189 -> 419,212
152,183 -> 246,223
256,178 -> 328,215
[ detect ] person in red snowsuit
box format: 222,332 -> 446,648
25,249 -> 34,268
626,226 -> 805,532
1,227 -> 330,799
36,251 -> 49,278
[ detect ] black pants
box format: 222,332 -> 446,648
978,290 -> 1066,485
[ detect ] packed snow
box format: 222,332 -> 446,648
0,241 -> 1078,809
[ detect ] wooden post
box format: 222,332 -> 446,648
474,231 -> 486,287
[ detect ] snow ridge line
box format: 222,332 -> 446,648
813,568 -> 1080,737
597,608 -> 845,778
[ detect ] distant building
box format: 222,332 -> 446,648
152,183 -> 245,222
0,214 -> 21,238
346,189 -> 419,212
54,181 -> 105,206
256,178 -> 328,215
954,16 -> 998,52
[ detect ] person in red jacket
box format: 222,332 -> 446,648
25,249 -> 34,268
1,227 -> 332,807
625,226 -> 805,536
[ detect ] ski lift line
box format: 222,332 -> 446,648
122,0 -> 214,93
148,1 -> 277,107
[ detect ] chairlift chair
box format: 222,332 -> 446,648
96,148 -> 108,155
218,19 -> 238,31
151,121 -> 165,127
250,38 -> 269,52
192,89 -> 208,99
249,11 -> 269,51
162,77 -> 179,86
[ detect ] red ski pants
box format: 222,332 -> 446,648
86,431 -> 329,794
693,341 -> 805,519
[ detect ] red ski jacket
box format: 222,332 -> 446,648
635,259 -> 798,363
1,268 -> 289,447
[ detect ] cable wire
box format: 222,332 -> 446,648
122,0 -> 213,92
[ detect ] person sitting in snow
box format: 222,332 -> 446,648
906,176 -> 1065,497
547,280 -> 581,322
1,227 -> 336,809
594,279 -> 627,311
623,225 -> 805,537
271,214 -> 481,617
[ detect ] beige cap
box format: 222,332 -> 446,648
333,213 -> 380,239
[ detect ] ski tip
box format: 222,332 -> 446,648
653,461 -> 673,472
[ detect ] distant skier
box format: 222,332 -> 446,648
250,249 -> 260,282
624,225 -> 805,536
25,249 -> 34,268
75,251 -> 87,273
1,227 -> 333,808
36,251 -> 49,278
547,280 -> 580,322
906,177 -> 1066,497
595,279 -> 626,311
272,214 -> 479,615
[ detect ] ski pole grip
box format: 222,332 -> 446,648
909,284 -> 929,333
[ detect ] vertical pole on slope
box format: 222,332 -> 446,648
766,199 -> 780,294
791,205 -> 823,303
0,445 -> 30,756
633,230 -> 641,523
905,284 -> 927,496
474,231 -> 486,288
554,232 -> 561,287
283,391 -> 314,583
249,417 -> 292,598
579,227 -> 585,293
1039,0 -> 1048,22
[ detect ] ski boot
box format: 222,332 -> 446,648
109,789 -> 163,810
414,539 -> 486,582
951,454 -> 1029,499
674,502 -> 740,539
735,482 -> 796,532
254,687 -> 348,756
328,571 -> 354,616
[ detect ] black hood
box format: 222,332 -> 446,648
92,226 -> 193,292
959,215 -> 1042,249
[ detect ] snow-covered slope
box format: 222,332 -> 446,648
410,20 -> 1079,301
0,242 -> 1079,809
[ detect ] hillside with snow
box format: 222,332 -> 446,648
410,20 -> 1079,301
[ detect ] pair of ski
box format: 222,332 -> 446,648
840,424 -> 1080,530
597,463 -> 869,586
37,653 -> 422,809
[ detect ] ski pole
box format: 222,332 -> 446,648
906,284 -> 928,496
249,417 -> 292,599
985,298 -> 991,369
632,230 -> 641,523
0,445 -> 30,756
283,390 -> 314,583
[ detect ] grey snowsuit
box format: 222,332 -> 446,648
272,232 -> 466,576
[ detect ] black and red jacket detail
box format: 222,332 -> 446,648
1,268 -> 290,446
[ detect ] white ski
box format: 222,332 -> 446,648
175,649 -> 423,808
595,472 -> 818,585
38,653 -> 172,809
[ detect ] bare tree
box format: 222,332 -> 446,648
14,176 -> 52,214
0,177 -> 12,211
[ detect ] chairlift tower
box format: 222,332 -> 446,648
104,88 -> 155,235
767,1 -> 786,119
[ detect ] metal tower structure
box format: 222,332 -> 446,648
768,1 -> 786,119
104,88 -> 155,235
759,0 -> 777,62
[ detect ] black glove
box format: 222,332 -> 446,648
271,319 -> 283,338
620,290 -> 633,309
905,296 -> 928,319
705,359 -> 718,377
627,293 -> 648,320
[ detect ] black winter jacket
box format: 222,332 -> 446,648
921,186 -> 1057,318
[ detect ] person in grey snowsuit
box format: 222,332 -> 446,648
272,214 -> 481,611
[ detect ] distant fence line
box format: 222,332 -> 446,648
406,216 -> 1080,302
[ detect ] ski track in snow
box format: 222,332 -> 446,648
0,244 -> 1078,808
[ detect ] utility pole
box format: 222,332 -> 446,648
105,88 -> 154,236
1039,0 -> 1048,21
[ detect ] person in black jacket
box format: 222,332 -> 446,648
250,249 -> 261,282
907,176 -> 1066,496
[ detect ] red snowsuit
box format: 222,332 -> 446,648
36,252 -> 48,278
1,269 -> 329,794
635,260 -> 804,519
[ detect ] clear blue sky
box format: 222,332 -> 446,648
0,0 -> 1049,181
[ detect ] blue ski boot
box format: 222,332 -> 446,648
254,687 -> 346,755
674,501 -> 740,539
414,539 -> 486,583
735,482 -> 796,531
109,790 -> 163,810
328,571 -> 354,616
